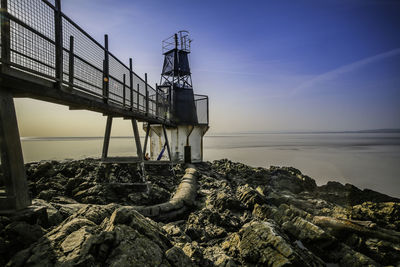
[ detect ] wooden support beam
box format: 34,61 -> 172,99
132,119 -> 146,180
0,90 -> 31,210
102,116 -> 113,159
143,123 -> 150,157
131,119 -> 143,162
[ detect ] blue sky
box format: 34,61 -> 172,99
16,0 -> 400,135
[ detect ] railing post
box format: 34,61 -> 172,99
122,74 -> 126,107
164,93 -> 167,121
174,33 -> 178,50
54,0 -> 63,89
0,0 -> 10,70
168,86 -> 172,120
155,83 -> 159,118
103,34 -> 109,103
68,36 -> 74,89
129,58 -> 133,111
145,73 -> 149,116
136,84 -> 140,111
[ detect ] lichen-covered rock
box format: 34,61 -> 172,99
185,208 -> 242,242
281,216 -> 337,258
222,220 -> 324,266
205,187 -> 243,211
203,246 -> 237,267
163,222 -> 192,243
336,244 -> 379,267
350,202 -> 400,231
181,241 -> 209,266
236,184 -> 267,210
6,205 -> 190,267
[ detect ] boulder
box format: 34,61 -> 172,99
317,182 -> 399,207
6,206 -> 187,267
222,220 -> 324,266
350,202 -> 400,231
236,184 -> 267,210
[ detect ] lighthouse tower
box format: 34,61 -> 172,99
144,31 -> 209,163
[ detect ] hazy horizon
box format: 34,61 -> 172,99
19,128 -> 400,139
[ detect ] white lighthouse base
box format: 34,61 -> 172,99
144,124 -> 209,163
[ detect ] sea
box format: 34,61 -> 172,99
20,132 -> 400,198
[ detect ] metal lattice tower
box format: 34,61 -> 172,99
160,31 -> 197,124
160,31 -> 193,89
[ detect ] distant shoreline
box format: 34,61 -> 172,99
20,128 -> 400,140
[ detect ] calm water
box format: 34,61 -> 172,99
20,133 -> 400,198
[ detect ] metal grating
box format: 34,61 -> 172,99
62,17 -> 103,70
8,0 -> 55,41
10,21 -> 55,77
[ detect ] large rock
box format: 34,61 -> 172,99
7,205 -> 193,267
1,221 -> 45,266
350,202 -> 400,231
236,184 -> 267,210
269,166 -> 317,194
222,220 -> 324,266
316,182 -> 399,207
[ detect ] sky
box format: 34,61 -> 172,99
15,0 -> 400,136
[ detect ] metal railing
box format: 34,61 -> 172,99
162,30 -> 191,54
194,94 -> 209,125
0,0 -> 170,121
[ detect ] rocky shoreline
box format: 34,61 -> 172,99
1,158 -> 399,266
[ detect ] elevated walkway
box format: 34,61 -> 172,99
0,0 -> 174,211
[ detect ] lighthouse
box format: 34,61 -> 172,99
144,31 -> 209,163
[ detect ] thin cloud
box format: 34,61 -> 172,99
290,48 -> 400,96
